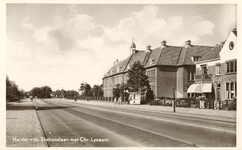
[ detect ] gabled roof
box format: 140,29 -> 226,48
124,51 -> 147,71
156,46 -> 182,65
198,44 -> 223,62
182,45 -> 214,64
104,43 -> 214,78
232,30 -> 237,36
106,56 -> 131,76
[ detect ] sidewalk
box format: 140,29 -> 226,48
54,99 -> 236,122
6,99 -> 47,147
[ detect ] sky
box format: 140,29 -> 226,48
6,3 -> 236,91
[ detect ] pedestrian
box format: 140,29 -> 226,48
30,96 -> 33,102
33,98 -> 39,110
75,95 -> 77,102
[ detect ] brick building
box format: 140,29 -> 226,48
103,39 -> 215,99
188,29 -> 237,103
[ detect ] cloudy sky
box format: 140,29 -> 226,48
6,3 -> 236,91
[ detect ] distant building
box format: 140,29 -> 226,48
189,28 -> 237,102
103,38 -> 215,99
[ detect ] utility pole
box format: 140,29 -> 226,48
173,88 -> 176,113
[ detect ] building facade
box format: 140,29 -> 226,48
103,39 -> 215,99
188,29 -> 237,102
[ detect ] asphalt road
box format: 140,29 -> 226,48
34,99 -> 236,147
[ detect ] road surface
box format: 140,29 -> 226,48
34,99 -> 236,147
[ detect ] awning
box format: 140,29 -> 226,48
187,84 -> 202,93
202,83 -> 212,93
187,83 -> 212,93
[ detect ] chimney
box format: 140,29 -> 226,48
185,40 -> 191,48
116,59 -> 119,64
161,40 -> 167,48
146,45 -> 152,52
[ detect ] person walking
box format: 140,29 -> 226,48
74,95 -> 77,102
30,96 -> 33,102
33,97 -> 39,110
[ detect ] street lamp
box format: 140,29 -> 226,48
173,88 -> 176,113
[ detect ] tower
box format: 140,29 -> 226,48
130,38 -> 136,55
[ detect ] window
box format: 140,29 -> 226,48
188,70 -> 195,81
149,59 -> 154,65
226,60 -> 237,73
201,65 -> 207,75
193,56 -> 201,61
215,64 -> 221,75
117,66 -> 121,73
146,69 -> 155,81
226,82 -> 237,99
187,93 -> 195,98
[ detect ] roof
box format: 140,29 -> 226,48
198,44 -> 223,62
156,46 -> 182,65
182,45 -> 214,64
232,30 -> 237,36
124,51 -> 147,71
104,43 -> 214,78
106,56 -> 131,76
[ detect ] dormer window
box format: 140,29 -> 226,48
149,59 -> 154,65
127,65 -> 131,70
117,66 -> 121,73
192,56 -> 201,62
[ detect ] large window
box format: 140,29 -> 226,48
188,70 -> 195,81
201,65 -> 208,75
226,82 -> 237,99
215,64 -> 221,75
146,69 -> 155,81
226,60 -> 237,73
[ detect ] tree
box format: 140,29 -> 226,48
145,87 -> 155,102
113,84 -> 121,101
79,83 -> 92,96
30,87 -> 41,98
126,61 -> 150,92
52,90 -> 62,98
6,75 -> 24,101
40,86 -> 52,98
30,86 -> 52,98
92,84 -> 103,97
65,90 -> 78,98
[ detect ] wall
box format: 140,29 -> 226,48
179,65 -> 195,98
195,60 -> 236,101
156,66 -> 177,98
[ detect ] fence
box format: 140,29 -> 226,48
150,97 -> 236,111
66,96 -> 236,111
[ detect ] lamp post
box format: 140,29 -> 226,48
173,88 -> 176,113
